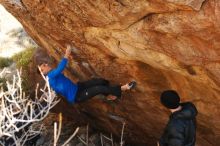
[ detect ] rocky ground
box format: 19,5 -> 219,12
35,113 -> 122,146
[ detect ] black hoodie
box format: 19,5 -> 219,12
159,102 -> 198,146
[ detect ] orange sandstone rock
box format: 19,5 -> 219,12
0,0 -> 219,145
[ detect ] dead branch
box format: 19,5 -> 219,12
0,70 -> 60,146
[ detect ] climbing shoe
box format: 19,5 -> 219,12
128,81 -> 136,90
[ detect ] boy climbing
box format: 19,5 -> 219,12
38,46 -> 136,104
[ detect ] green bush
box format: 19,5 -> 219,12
0,77 -> 7,90
12,47 -> 35,69
0,57 -> 13,68
12,47 -> 36,94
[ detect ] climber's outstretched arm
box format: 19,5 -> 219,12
48,46 -> 71,78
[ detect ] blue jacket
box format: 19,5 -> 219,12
47,58 -> 78,104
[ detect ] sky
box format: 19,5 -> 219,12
0,4 -> 34,57
0,4 -> 22,33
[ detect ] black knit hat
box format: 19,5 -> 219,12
160,90 -> 180,109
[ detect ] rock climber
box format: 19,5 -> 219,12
38,46 -> 136,104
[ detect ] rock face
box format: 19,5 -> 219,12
0,0 -> 220,145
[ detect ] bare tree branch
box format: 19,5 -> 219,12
0,70 -> 60,145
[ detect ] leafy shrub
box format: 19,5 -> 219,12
12,47 -> 36,93
12,47 -> 35,69
0,57 -> 13,68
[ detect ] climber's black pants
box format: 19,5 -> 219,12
75,78 -> 121,103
